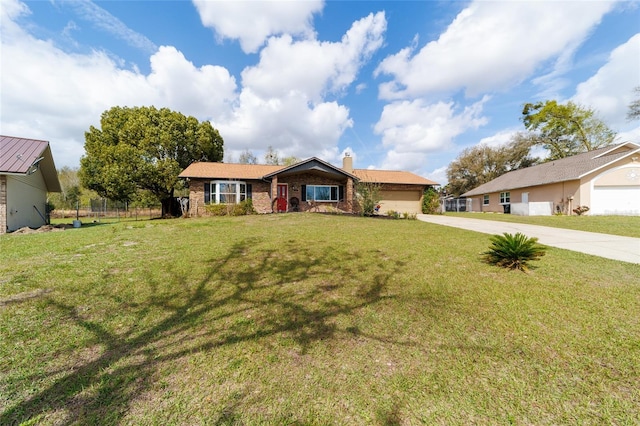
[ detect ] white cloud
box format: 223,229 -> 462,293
1,0 -> 29,22
1,2 -> 144,163
374,97 -> 489,171
66,0 -> 157,53
0,0 -> 236,167
192,0 -> 323,53
376,0 -> 615,99
530,41 -> 580,99
475,127 -> 550,160
425,165 -> 447,186
147,46 -> 237,120
1,0 -> 387,169
477,129 -> 519,148
241,12 -> 386,101
216,88 -> 352,158
572,33 -> 640,130
378,150 -> 424,173
220,12 -> 386,158
616,126 -> 640,144
1,34 -> 237,165
61,21 -> 80,48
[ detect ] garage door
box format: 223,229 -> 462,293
591,186 -> 640,215
379,190 -> 422,214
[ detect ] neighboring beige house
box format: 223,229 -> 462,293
0,135 -> 62,233
462,141 -> 640,216
179,155 -> 437,215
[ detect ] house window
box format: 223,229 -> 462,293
304,185 -> 340,202
500,191 -> 510,204
483,195 -> 489,205
205,181 -> 251,204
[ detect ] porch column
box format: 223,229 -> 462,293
346,177 -> 354,213
270,176 -> 278,213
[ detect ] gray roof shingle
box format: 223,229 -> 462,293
462,142 -> 640,197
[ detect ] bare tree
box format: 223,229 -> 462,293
446,133 -> 538,196
238,149 -> 258,164
627,86 -> 640,121
264,146 -> 280,165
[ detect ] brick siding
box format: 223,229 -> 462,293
187,179 -> 274,215
187,173 -> 357,216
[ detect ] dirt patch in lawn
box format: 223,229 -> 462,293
0,288 -> 53,306
10,224 -> 73,234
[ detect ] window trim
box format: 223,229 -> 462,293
499,191 -> 511,204
205,180 -> 250,204
305,184 -> 340,202
483,194 -> 490,206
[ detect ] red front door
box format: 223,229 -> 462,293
277,184 -> 288,212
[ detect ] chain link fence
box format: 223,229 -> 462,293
50,198 -> 162,221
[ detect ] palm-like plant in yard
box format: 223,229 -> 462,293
482,232 -> 546,271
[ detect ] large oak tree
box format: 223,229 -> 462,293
446,133 -> 538,196
522,100 -> 616,160
628,86 -> 640,121
79,106 -> 224,215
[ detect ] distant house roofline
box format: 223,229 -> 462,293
180,156 -> 438,186
578,148 -> 640,179
462,141 -> 639,197
592,141 -> 640,159
0,135 -> 62,192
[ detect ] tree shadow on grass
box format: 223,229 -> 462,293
2,238 -> 403,425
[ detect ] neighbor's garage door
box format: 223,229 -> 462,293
379,190 -> 422,214
591,186 -> 640,215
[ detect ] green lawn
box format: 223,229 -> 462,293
445,212 -> 640,238
1,214 -> 639,425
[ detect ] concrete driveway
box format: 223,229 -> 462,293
417,214 -> 640,264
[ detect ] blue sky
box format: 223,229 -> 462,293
1,0 -> 639,185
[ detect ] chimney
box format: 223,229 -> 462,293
342,153 -> 353,173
